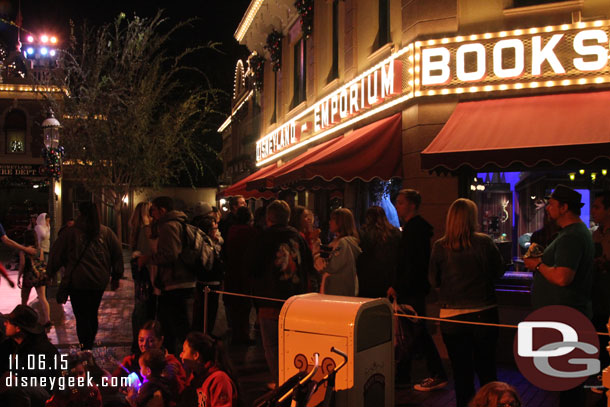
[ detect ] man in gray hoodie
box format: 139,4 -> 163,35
145,196 -> 196,354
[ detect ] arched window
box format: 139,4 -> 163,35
374,0 -> 391,50
5,109 -> 27,154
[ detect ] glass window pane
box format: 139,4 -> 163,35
7,130 -> 25,153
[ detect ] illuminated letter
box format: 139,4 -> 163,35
422,48 -> 450,85
291,122 -> 298,144
573,30 -> 608,72
532,34 -> 565,75
339,89 -> 349,119
321,99 -> 330,129
331,94 -> 339,123
456,43 -> 486,82
256,141 -> 261,161
381,59 -> 395,98
272,131 -> 278,153
314,104 -> 321,132
360,77 -> 366,109
349,84 -> 359,115
493,39 -> 525,78
367,71 -> 378,105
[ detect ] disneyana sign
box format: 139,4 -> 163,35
256,20 -> 610,165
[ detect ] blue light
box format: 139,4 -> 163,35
127,372 -> 142,390
40,47 -> 48,55
575,189 -> 590,227
27,47 -> 34,55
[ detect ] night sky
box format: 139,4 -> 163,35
0,0 -> 253,111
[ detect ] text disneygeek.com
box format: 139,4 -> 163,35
5,372 -> 133,391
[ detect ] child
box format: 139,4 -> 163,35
178,332 -> 238,407
18,229 -> 51,328
45,353 -> 102,407
127,349 -> 176,407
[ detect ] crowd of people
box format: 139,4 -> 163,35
0,183 -> 607,407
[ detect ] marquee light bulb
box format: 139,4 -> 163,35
26,47 -> 34,55
40,47 -> 48,55
569,173 -> 575,181
579,169 -> 585,175
27,36 -> 34,43
41,35 -> 49,43
50,37 -> 57,44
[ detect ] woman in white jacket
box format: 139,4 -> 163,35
315,208 -> 361,296
34,213 -> 51,262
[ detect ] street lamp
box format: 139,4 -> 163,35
42,109 -> 62,243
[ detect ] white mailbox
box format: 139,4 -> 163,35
279,293 -> 394,407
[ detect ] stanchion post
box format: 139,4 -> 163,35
203,285 -> 210,335
605,318 -> 610,406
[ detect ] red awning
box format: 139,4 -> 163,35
270,113 -> 403,188
421,91 -> 610,172
246,137 -> 343,191
217,164 -> 277,199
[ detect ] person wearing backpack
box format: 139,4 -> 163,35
139,196 -> 196,355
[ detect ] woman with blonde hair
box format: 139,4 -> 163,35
129,201 -> 156,353
429,198 -> 505,407
469,381 -> 521,407
315,208 -> 361,296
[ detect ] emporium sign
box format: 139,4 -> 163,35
256,58 -> 404,162
256,20 -> 610,164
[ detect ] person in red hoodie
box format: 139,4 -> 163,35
178,332 -> 238,407
113,320 -> 187,394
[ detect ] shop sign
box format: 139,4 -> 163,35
313,59 -> 402,132
255,20 -> 610,165
0,164 -> 44,177
256,120 -> 300,161
255,49 -> 412,165
416,21 -> 610,95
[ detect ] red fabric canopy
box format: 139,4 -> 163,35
269,113 -> 403,188
217,164 -> 277,199
245,137 -> 344,191
421,91 -> 610,171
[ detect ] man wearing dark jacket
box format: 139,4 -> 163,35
143,196 -> 196,354
251,200 -> 313,386
391,189 -> 448,391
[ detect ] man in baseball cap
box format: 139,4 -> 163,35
524,184 -> 594,406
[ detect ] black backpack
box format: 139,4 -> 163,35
179,221 -> 216,281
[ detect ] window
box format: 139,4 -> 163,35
327,0 -> 339,83
4,109 -> 26,154
270,71 -> 277,124
513,0 -> 570,6
291,37 -> 307,109
467,169 -> 609,272
374,0 -> 391,50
